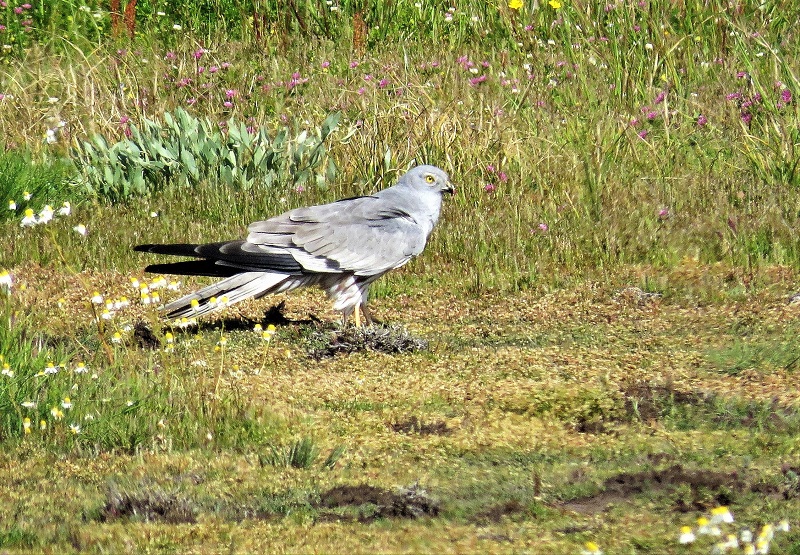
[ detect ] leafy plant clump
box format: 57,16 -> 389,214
72,108 -> 340,202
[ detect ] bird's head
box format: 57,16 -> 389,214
401,165 -> 456,196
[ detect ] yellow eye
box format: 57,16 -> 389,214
424,174 -> 435,184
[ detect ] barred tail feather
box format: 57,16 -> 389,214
163,272 -> 291,319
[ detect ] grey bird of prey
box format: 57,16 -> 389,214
134,165 -> 455,325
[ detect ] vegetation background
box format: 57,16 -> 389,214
0,1 -> 799,553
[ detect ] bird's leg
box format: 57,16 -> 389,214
360,303 -> 377,326
354,306 -> 361,328
340,306 -> 353,328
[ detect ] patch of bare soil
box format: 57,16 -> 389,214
98,487 -> 197,524
315,483 -> 439,522
562,464 -> 745,514
620,381 -> 709,422
573,418 -> 613,435
470,500 -> 525,524
133,322 -> 161,349
306,325 -> 428,359
390,416 -> 452,436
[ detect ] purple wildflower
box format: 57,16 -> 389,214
484,183 -> 496,193
697,114 -> 708,127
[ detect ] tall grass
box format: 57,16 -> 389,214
1,0 -> 800,289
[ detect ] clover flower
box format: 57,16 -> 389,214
758,524 -> 774,544
176,317 -> 196,329
21,208 -> 37,227
710,506 -> 734,525
581,541 -> 603,555
150,276 -> 167,289
38,205 -> 54,223
0,269 -> 12,291
262,324 -> 276,341
679,526 -> 696,544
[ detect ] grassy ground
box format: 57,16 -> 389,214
2,1 -> 800,553
1,264 -> 800,554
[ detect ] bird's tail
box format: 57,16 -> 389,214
162,271 -> 292,319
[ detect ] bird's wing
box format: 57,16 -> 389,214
247,194 -> 429,276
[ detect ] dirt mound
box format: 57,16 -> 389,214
471,500 -> 526,524
98,487 -> 197,524
306,325 -> 428,359
316,483 -> 439,521
390,416 -> 452,436
562,464 -> 744,514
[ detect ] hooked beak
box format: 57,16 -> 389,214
444,181 -> 456,195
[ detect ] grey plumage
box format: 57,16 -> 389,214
134,165 -> 455,324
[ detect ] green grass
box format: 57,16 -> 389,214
1,1 -> 800,553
